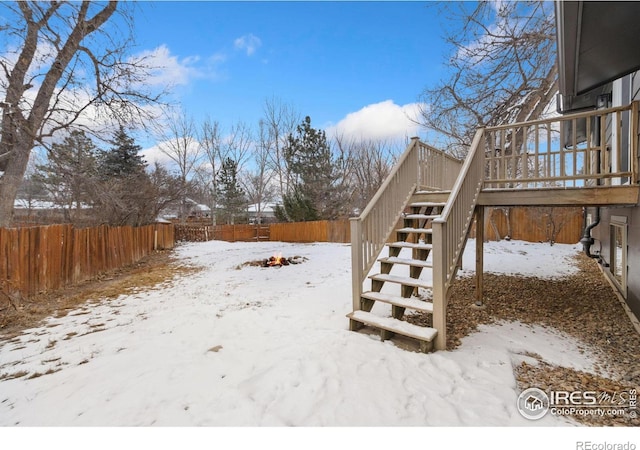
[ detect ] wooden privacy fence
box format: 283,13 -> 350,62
0,223 -> 174,299
175,220 -> 351,244
176,211 -> 580,245
468,206 -> 583,244
270,220 -> 350,243
174,224 -> 269,242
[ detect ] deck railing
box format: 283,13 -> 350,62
431,129 -> 485,350
484,102 -> 639,189
350,138 -> 462,312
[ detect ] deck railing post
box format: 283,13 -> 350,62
350,217 -> 363,312
431,219 -> 447,351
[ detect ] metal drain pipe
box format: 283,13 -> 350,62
580,206 -> 601,259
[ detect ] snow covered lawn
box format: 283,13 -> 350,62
0,239 -> 634,442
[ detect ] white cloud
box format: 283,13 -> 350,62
141,137 -> 202,171
327,100 -> 424,141
234,34 -> 262,56
133,45 -> 205,87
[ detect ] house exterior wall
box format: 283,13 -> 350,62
591,71 -> 640,319
593,207 -> 640,318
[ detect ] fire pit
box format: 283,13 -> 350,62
262,253 -> 306,267
238,254 -> 308,269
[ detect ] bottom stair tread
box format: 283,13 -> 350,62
347,310 -> 437,342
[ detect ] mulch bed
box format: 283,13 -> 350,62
406,251 -> 640,426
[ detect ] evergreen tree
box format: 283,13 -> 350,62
93,127 -> 155,226
278,116 -> 348,221
274,189 -> 318,222
100,126 -> 147,179
217,157 -> 247,224
35,130 -> 99,220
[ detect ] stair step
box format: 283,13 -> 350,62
396,227 -> 433,234
403,214 -> 440,220
409,202 -> 446,208
347,310 -> 437,342
388,241 -> 433,251
378,256 -> 433,268
415,190 -> 451,195
369,273 -> 433,289
361,291 -> 434,313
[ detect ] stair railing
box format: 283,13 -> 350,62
431,129 -> 485,350
418,142 -> 464,191
350,137 -> 462,312
351,137 -> 462,311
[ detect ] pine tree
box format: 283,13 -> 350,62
93,127 -> 155,226
217,157 -> 247,224
100,126 -> 147,179
278,116 -> 348,221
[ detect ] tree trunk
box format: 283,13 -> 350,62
0,141 -> 32,226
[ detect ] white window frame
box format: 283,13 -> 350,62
609,215 -> 627,297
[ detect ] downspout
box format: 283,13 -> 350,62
580,206 -> 600,259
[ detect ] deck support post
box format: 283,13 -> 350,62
475,207 -> 484,307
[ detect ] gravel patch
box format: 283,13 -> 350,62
407,252 -> 640,426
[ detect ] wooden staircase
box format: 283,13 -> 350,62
347,196 -> 447,353
349,104 -> 640,354
349,132 -> 484,353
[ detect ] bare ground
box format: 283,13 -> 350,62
0,249 -> 200,340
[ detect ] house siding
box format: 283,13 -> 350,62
590,70 -> 640,320
592,207 -> 640,318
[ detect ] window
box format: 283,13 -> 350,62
609,216 -> 627,296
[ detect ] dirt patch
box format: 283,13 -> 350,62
0,249 -> 200,340
406,251 -> 640,426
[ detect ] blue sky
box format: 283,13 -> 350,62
130,1 -> 449,147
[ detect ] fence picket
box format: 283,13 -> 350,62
0,223 -> 174,300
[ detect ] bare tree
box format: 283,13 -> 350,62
197,116 -> 223,224
0,1 -> 164,226
538,207 -> 577,246
419,1 -> 557,158
223,120 -> 252,172
157,110 -> 201,222
242,119 -> 276,224
334,135 -> 398,213
261,96 -> 300,200
419,1 -> 557,240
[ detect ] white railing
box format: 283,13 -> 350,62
350,138 -> 462,312
419,143 -> 462,191
484,102 -> 639,188
431,129 -> 485,350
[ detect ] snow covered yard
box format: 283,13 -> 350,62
0,239 -> 636,444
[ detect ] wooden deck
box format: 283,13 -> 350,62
415,185 -> 639,207
477,185 -> 639,207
